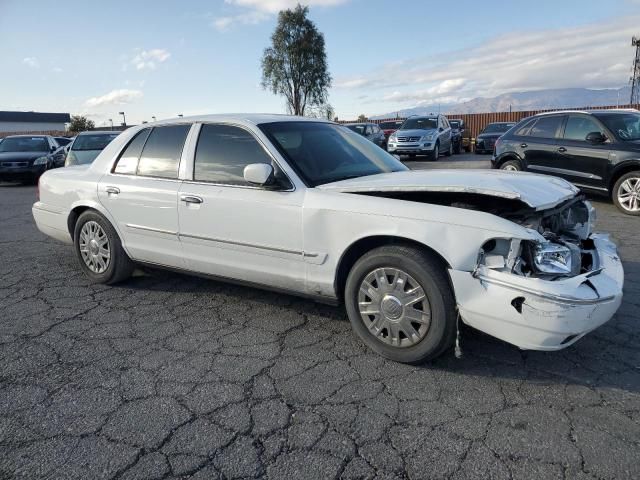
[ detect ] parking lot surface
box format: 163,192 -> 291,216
1,161 -> 639,479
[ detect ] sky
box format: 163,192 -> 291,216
1,0 -> 639,125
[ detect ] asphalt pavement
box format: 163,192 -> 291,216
0,158 -> 639,479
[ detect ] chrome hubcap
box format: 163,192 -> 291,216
618,177 -> 640,212
79,221 -> 110,273
358,267 -> 431,348
503,164 -> 518,171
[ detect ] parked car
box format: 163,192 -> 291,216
387,115 -> 453,159
448,119 -> 467,154
475,122 -> 515,154
0,135 -> 61,184
33,114 -> 623,363
344,123 -> 386,147
492,109 -> 640,215
378,120 -> 403,142
54,136 -> 73,147
65,131 -> 120,167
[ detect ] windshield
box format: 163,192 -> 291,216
71,134 -> 119,151
400,117 -> 437,130
379,121 -> 401,130
260,122 -> 407,186
449,121 -> 460,129
596,112 -> 640,141
482,123 -> 514,134
346,124 -> 366,135
0,137 -> 48,153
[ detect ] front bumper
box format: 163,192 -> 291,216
387,142 -> 434,154
0,162 -> 45,180
449,234 -> 624,351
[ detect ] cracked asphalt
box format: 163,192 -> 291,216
1,163 -> 639,479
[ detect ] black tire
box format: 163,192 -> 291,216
500,159 -> 523,171
73,210 -> 135,284
464,145 -> 471,153
408,154 -> 416,159
612,171 -> 640,215
454,141 -> 462,155
431,142 -> 440,161
344,245 -> 457,364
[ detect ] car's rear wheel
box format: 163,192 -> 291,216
74,210 -> 134,284
500,159 -> 522,172
344,245 -> 456,364
612,171 -> 640,215
444,142 -> 453,157
454,141 -> 462,154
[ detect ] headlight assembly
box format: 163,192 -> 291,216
532,242 -> 573,275
33,157 -> 48,165
421,133 -> 435,141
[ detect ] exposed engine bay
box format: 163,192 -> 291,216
359,191 -> 597,279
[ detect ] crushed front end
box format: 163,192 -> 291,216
449,197 -> 624,350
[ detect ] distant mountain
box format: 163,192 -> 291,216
372,86 -> 633,119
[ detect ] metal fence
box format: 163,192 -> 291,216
352,103 -> 640,140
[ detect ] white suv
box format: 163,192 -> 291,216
387,115 -> 453,160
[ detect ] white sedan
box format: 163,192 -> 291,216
32,115 -> 624,363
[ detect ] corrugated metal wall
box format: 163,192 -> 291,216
346,104 -> 640,140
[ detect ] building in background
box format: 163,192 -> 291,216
0,111 -> 71,133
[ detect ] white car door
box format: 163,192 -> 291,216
177,123 -> 307,293
98,124 -> 191,267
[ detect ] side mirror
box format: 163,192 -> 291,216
50,145 -> 56,152
244,163 -> 274,186
586,131 -> 606,144
438,127 -> 444,132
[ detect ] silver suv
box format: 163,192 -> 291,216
387,114 -> 453,160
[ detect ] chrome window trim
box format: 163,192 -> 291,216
186,121 -> 298,192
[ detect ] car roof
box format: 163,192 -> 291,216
3,134 -> 50,138
77,130 -> 121,136
344,122 -> 373,126
148,113 -> 331,127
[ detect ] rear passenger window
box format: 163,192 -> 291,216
564,116 -> 604,141
113,128 -> 151,174
194,124 -> 274,185
137,125 -> 190,178
514,119 -> 535,136
528,116 -> 563,139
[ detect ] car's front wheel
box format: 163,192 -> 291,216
74,210 -> 135,284
444,142 -> 453,157
344,245 -> 456,363
612,171 -> 640,215
431,143 -> 440,161
500,159 -> 522,171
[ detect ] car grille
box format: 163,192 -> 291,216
397,136 -> 421,142
1,162 -> 28,167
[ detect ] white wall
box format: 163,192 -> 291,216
0,121 -> 67,133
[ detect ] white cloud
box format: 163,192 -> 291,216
214,0 -> 350,30
335,15 -> 640,107
84,89 -> 143,108
130,49 -> 171,70
22,57 -> 39,68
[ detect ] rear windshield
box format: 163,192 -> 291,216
346,125 -> 366,135
0,137 -> 48,152
400,118 -> 437,130
449,121 -> 460,128
72,134 -> 119,151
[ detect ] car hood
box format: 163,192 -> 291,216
0,152 -> 47,161
394,129 -> 436,137
318,169 -> 579,210
477,133 -> 502,140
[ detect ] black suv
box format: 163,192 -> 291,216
492,110 -> 640,215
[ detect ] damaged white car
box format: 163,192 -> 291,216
32,115 -> 624,363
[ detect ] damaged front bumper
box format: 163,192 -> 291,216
449,234 -> 624,351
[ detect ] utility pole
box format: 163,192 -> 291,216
631,36 -> 640,105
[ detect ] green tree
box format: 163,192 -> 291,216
68,115 -> 95,133
261,4 -> 331,116
357,114 -> 367,122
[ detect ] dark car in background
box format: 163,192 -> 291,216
378,120 -> 403,143
0,135 -> 62,184
475,122 -> 515,154
448,119 -> 468,154
492,109 -> 640,215
65,131 -> 120,166
344,123 -> 386,148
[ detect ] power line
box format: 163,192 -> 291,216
632,36 -> 640,105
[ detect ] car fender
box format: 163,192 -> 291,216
608,158 -> 640,189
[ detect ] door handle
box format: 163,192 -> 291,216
180,195 -> 203,204
557,147 -> 567,153
105,186 -> 120,195
520,143 -> 528,149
